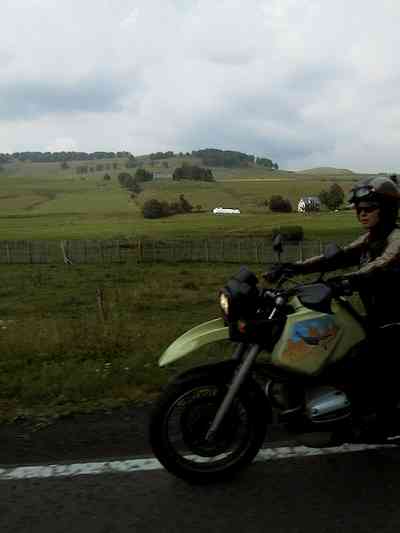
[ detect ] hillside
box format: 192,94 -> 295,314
297,167 -> 355,176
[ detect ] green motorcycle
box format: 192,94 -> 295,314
149,241 -> 395,483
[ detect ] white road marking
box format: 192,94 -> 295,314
0,443 -> 395,481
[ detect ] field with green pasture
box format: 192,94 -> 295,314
0,157 -> 364,241
0,262 -> 249,420
0,260 -> 364,422
0,157 -> 369,421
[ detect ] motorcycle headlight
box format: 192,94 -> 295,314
219,292 -> 230,315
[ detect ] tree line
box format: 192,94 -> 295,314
0,151 -> 133,163
0,148 -> 280,169
192,148 -> 279,169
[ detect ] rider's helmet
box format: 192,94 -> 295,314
349,175 -> 400,228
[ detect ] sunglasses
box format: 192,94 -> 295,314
355,205 -> 379,215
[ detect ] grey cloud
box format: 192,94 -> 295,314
0,76 -> 134,120
174,111 -> 330,167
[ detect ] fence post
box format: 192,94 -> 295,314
27,241 -> 33,264
298,241 -> 303,262
96,288 -> 107,322
6,242 -> 11,264
138,240 -> 143,262
99,241 -> 104,263
255,239 -> 259,263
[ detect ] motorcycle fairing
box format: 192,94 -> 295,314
159,318 -> 229,367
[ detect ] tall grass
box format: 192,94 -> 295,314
0,263 -> 239,419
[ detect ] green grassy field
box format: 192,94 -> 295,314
0,157 -> 370,421
0,262 -> 247,420
0,260 -> 365,421
0,158 -> 363,240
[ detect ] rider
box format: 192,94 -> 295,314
266,174 -> 400,439
300,174 -> 400,327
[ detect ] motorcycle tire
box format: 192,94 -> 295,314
149,369 -> 268,484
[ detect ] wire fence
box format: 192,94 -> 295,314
0,238 -> 349,265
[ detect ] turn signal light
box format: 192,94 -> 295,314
238,320 -> 247,333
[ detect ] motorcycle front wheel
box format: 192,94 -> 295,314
149,370 -> 268,483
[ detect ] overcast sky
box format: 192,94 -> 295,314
1,0 -> 400,171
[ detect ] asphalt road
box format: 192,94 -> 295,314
2,447 -> 400,533
1,405 -> 400,533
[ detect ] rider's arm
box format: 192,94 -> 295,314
345,229 -> 400,285
296,234 -> 367,274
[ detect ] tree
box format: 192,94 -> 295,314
126,156 -> 137,169
118,172 -> 133,187
76,165 -> 88,175
319,183 -> 345,210
135,168 -> 154,182
172,164 -> 214,181
103,174 -> 111,181
142,199 -> 165,219
269,195 -> 293,213
60,161 -> 69,170
178,194 -> 193,213
130,181 -> 142,195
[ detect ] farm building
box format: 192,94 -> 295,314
212,207 -> 241,215
297,196 -> 321,213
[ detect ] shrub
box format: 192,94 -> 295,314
142,199 -> 165,219
269,195 -> 293,213
272,225 -> 304,242
142,195 -> 193,219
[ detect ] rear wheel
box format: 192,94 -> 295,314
149,372 -> 268,483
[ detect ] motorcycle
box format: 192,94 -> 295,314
149,237 -> 400,483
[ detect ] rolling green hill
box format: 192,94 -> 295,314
298,167 -> 355,176
0,153 -> 368,241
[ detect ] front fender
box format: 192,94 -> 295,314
159,318 -> 229,367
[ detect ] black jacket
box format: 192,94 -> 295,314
300,227 -> 400,326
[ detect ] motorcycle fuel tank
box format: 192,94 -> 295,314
268,298 -> 365,375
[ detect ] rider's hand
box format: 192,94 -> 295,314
327,276 -> 353,296
262,262 -> 302,283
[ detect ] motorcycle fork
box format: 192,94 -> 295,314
205,344 -> 261,442
231,342 -> 247,361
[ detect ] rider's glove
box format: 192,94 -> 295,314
327,276 -> 353,297
262,262 -> 303,283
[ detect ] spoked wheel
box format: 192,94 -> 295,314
149,372 -> 268,483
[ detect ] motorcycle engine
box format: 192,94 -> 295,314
305,386 -> 351,423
